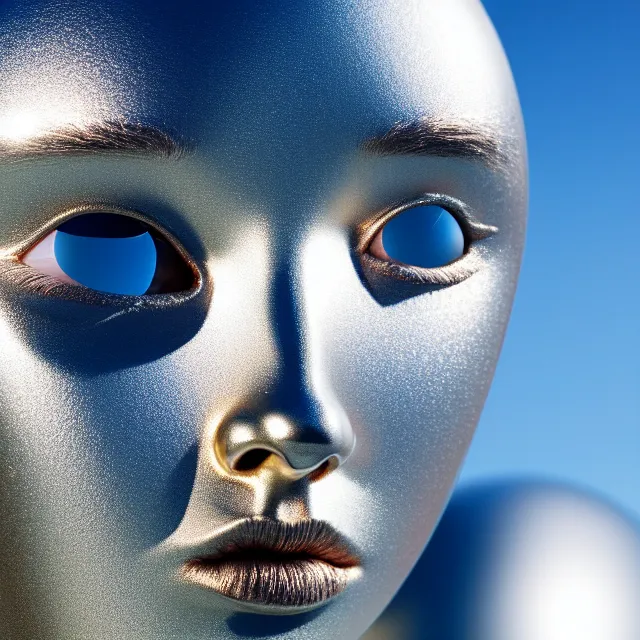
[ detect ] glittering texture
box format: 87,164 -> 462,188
0,0 -> 527,638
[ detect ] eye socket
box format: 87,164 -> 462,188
359,195 -> 498,287
369,204 -> 465,269
21,212 -> 196,296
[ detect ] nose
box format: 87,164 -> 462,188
212,258 -> 355,481
214,406 -> 354,481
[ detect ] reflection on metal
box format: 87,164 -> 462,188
365,481 -> 640,640
0,0 -> 527,638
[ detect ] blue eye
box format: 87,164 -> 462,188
22,212 -> 195,295
369,205 -> 465,268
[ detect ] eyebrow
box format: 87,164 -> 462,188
0,116 -> 508,169
0,120 -> 189,163
361,117 -> 510,171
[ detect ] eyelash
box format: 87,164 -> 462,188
3,261 -> 68,295
4,204 -> 202,308
357,194 -> 498,286
2,259 -> 201,311
4,196 -> 495,305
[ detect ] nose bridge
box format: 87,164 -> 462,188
265,252 -> 353,467
269,254 -> 311,416
212,247 -> 354,478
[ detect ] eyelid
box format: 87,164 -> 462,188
356,193 -> 498,286
4,203 -> 203,307
13,203 -> 194,263
356,193 -> 497,254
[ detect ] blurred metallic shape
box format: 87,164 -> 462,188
364,480 -> 640,640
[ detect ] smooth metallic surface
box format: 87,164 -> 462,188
364,481 -> 640,640
0,0 -> 526,638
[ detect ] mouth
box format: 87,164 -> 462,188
179,518 -> 361,609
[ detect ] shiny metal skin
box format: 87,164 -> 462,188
365,481 -> 640,640
0,0 -> 527,638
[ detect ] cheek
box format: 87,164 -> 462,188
301,235 -> 511,616
0,352 -> 204,550
304,236 -> 508,507
67,363 -> 202,548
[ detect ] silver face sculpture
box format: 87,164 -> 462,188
0,0 -> 527,638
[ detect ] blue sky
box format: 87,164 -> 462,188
460,1 -> 640,516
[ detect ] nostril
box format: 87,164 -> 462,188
233,448 -> 272,472
307,456 -> 338,483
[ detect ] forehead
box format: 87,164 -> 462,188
0,0 -> 518,148
0,0 -> 526,255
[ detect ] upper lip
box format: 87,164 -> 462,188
186,517 -> 360,566
172,517 -> 361,609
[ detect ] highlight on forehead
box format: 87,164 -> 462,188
0,119 -> 188,162
362,116 -> 512,171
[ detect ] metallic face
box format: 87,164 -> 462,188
0,0 -> 527,638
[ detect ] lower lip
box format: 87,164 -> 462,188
180,555 -> 360,608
